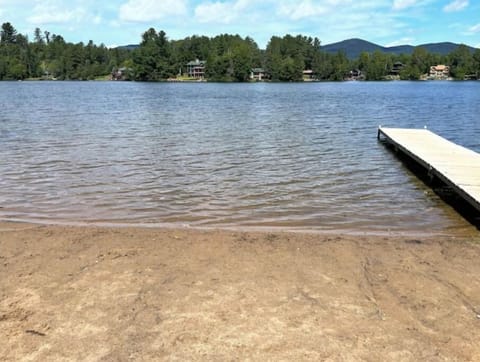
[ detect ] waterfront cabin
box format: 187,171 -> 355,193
250,68 -> 267,81
429,64 -> 450,80
302,69 -> 315,81
345,69 -> 363,81
111,67 -> 132,81
390,62 -> 404,76
186,59 -> 206,79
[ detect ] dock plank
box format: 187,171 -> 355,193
378,127 -> 480,213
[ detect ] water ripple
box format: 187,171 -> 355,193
0,81 -> 479,234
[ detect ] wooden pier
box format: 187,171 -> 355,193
378,127 -> 480,213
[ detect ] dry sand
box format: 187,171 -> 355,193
1,221 -> 480,361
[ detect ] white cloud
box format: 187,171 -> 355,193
195,1 -> 235,24
443,0 -> 468,12
278,1 -> 329,20
119,0 -> 187,22
1,0 -> 476,49
392,0 -> 418,10
459,23 -> 480,36
194,0 -> 361,25
194,0 -> 255,24
275,0 -> 359,20
468,23 -> 480,33
27,2 -> 87,25
385,37 -> 414,47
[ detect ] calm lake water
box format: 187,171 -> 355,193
1,81 -> 479,235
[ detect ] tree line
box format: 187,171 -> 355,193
1,22 -> 480,81
0,22 -> 130,80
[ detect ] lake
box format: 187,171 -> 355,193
1,81 -> 479,235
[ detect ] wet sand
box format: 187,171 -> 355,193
1,221 -> 480,361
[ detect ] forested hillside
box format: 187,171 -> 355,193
1,22 -> 480,81
321,38 -> 478,59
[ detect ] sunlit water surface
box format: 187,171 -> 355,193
1,81 -> 479,235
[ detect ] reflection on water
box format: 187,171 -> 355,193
0,81 -> 479,235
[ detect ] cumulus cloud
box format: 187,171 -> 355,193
275,0 -> 359,20
195,1 -> 235,24
194,0 -> 359,24
119,0 -> 187,22
27,2 -> 87,24
443,0 -> 468,12
194,0 -> 255,24
277,1 -> 329,20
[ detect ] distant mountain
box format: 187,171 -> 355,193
118,38 -> 478,59
321,38 -> 478,59
117,44 -> 139,51
419,42 -> 465,55
321,38 -> 382,59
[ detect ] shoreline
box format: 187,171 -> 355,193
1,217 -> 478,239
8,78 -> 480,83
1,221 -> 480,360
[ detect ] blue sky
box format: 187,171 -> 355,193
1,0 -> 479,49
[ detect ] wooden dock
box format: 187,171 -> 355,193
378,127 -> 480,213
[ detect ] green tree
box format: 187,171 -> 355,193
265,35 -> 313,81
231,44 -> 251,81
1,22 -> 17,44
201,34 -> 259,81
331,51 -> 350,81
206,54 -> 231,81
363,51 -> 389,80
265,36 -> 282,80
313,52 -> 334,80
448,44 -> 474,79
34,27 -> 44,45
410,47 -> 430,75
278,56 -> 303,81
473,49 -> 480,78
399,64 -> 421,80
133,28 -> 173,80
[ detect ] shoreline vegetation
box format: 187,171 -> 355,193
1,221 -> 480,360
1,22 -> 480,82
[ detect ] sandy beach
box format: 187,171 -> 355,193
1,221 -> 480,361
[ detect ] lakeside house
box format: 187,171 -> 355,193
111,67 -> 131,81
186,59 -> 206,79
302,69 -> 315,81
390,62 -> 404,76
383,62 -> 405,80
464,73 -> 478,80
428,64 -> 450,80
250,68 -> 267,81
345,69 -> 364,81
